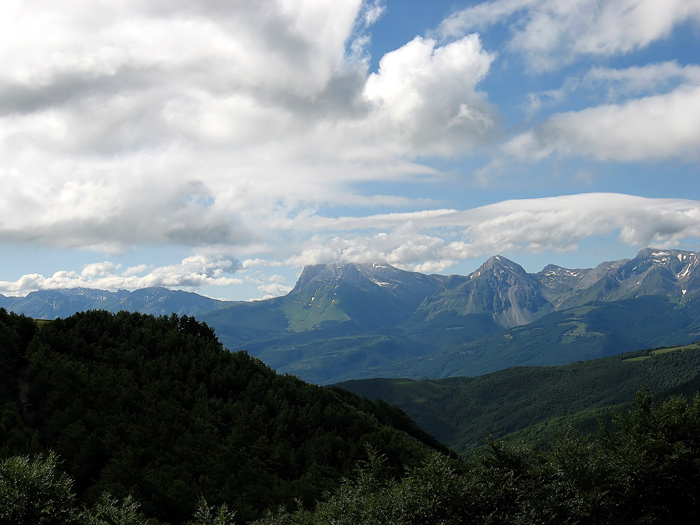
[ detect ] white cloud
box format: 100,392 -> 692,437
504,85 -> 700,162
440,0 -> 700,70
1,1 -> 698,302
361,0 -> 386,27
3,194 -> 698,296
0,254 -> 242,296
364,34 -> 496,155
284,194 -> 700,271
256,282 -> 294,299
0,0 -> 500,257
523,61 -> 700,116
241,259 -> 283,270
583,61 -> 700,98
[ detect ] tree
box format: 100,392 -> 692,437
82,492 -> 148,525
0,452 -> 79,524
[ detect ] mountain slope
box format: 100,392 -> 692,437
287,262 -> 443,331
558,248 -> 700,309
337,342 -> 700,453
380,295 -> 700,379
417,255 -> 553,328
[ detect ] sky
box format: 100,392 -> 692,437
1,0 -> 699,301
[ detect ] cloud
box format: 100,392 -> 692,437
1,1 -> 698,303
3,194 -> 698,295
284,194 -> 700,272
0,255 -> 242,296
504,85 -> 700,162
440,0 -> 700,70
0,0 -> 499,256
256,282 -> 294,299
361,0 -> 386,27
364,34 -> 496,155
524,61 -> 700,114
583,61 -> 700,98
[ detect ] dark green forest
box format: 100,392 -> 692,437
258,389 -> 700,524
3,308 -> 700,523
339,341 -> 700,452
0,308 -> 442,523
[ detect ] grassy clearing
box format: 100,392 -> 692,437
624,342 -> 700,362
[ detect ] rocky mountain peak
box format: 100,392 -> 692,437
416,255 -> 552,329
632,248 -> 699,277
287,262 -> 443,331
474,255 -> 527,277
292,263 -> 359,292
291,262 -> 418,294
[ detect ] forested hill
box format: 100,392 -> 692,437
338,341 -> 700,453
0,308 -> 445,523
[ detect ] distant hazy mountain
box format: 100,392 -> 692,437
3,248 -> 699,384
201,262 -> 445,383
0,287 -> 232,319
556,248 -> 700,309
202,261 -> 443,340
202,248 -> 700,383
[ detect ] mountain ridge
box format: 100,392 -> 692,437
3,247 -> 699,384
4,248 -> 698,324
0,286 -> 234,320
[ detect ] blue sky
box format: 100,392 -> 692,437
1,0 -> 699,300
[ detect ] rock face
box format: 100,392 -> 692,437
556,248 -> 700,309
418,256 -> 552,328
412,248 -> 700,329
536,264 -> 590,305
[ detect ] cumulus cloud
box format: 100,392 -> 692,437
1,1 -> 698,301
0,255 -> 242,296
364,34 -> 496,154
440,0 -> 700,70
0,0 -> 498,256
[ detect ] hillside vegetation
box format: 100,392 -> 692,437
0,308 -> 443,523
4,308 -> 700,522
258,389 -> 700,524
339,342 -> 700,452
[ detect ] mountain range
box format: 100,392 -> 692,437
3,247 -> 699,383
0,286 -> 232,319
